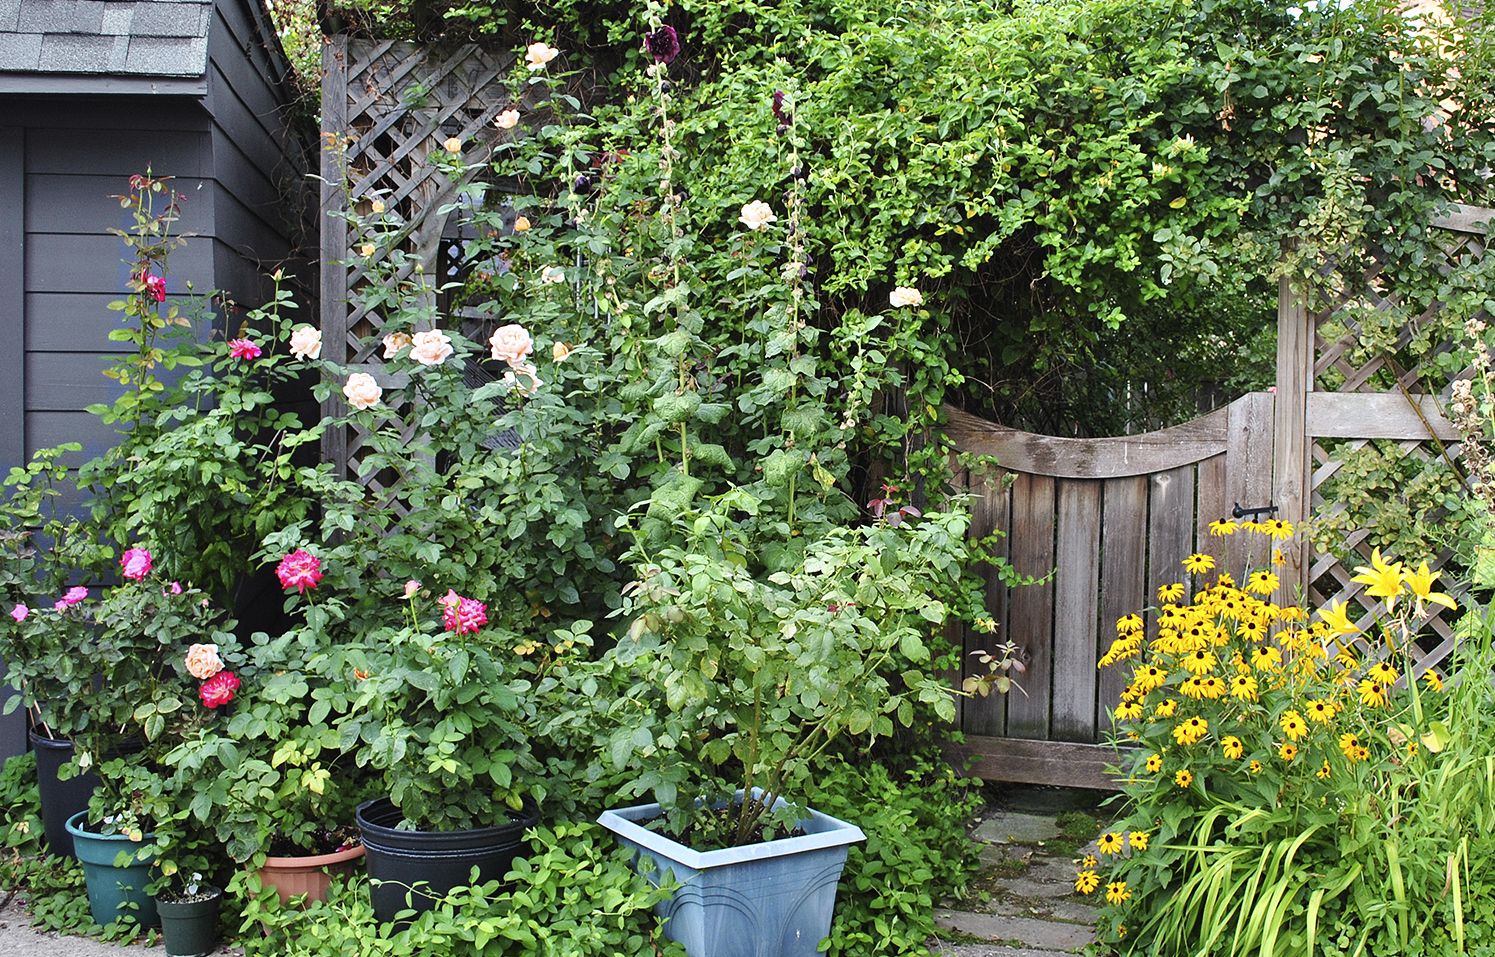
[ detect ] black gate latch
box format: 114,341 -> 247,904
1231,502 -> 1279,520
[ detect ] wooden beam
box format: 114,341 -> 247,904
1274,276 -> 1312,596
943,405 -> 1229,480
1307,392 -> 1460,441
947,736 -> 1122,791
1431,203 -> 1494,235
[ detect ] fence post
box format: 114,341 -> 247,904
320,34 -> 350,479
1274,273 -> 1312,597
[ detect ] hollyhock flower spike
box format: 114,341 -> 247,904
771,90 -> 790,128
228,338 -> 262,361
184,643 -> 224,680
645,25 -> 680,64
9,604 -> 27,623
120,547 -> 153,581
439,589 -> 488,635
199,670 -> 240,709
276,549 -> 323,593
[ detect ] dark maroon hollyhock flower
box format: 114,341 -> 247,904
772,90 -> 790,128
645,25 -> 680,64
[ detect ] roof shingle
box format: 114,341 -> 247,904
1,0 -> 211,77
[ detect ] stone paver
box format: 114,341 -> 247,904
936,946 -> 1071,957
971,812 -> 1061,845
935,910 -> 1093,951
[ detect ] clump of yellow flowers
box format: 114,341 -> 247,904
1079,520 -> 1457,949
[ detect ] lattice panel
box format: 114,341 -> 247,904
1304,213 -> 1490,679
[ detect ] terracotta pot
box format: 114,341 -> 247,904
256,842 -> 365,905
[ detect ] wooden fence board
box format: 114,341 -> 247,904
1147,465 -> 1196,611
1097,476 -> 1147,728
1051,480 -> 1102,742
1226,393 -> 1275,574
947,736 -> 1119,791
1196,453 -> 1228,567
964,469 -> 1010,737
1005,472 -> 1055,740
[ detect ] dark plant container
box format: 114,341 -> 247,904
355,797 -> 539,923
31,730 -> 95,859
157,887 -> 221,957
66,810 -> 159,928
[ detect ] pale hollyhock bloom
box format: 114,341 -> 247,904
409,329 -> 454,367
889,286 -> 924,308
526,41 -> 559,70
184,643 -> 225,680
540,265 -> 565,284
443,137 -> 463,153
343,372 -> 382,410
552,341 -> 572,362
503,361 -> 543,397
289,325 -> 322,360
494,109 -> 520,130
488,324 -> 534,364
739,200 -> 776,231
382,331 -> 412,359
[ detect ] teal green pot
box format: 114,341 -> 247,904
65,811 -> 159,928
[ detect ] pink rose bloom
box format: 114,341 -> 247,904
343,372 -> 382,410
120,547 -> 153,581
199,670 -> 240,709
276,549 -> 323,593
404,580 -> 421,599
488,324 -> 533,365
409,329 -> 454,367
184,643 -> 224,680
142,273 -> 166,303
439,589 -> 487,635
61,586 -> 88,606
10,604 -> 28,622
169,581 -> 183,595
52,600 -> 67,612
228,338 -> 262,361
502,361 -> 543,397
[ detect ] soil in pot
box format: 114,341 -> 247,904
257,828 -> 365,906
65,810 -> 159,928
355,797 -> 539,924
157,887 -> 221,957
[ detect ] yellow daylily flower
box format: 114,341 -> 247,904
1351,549 -> 1404,610
1318,600 -> 1359,637
1402,561 -> 1456,613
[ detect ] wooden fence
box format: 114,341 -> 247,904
948,206 -> 1492,789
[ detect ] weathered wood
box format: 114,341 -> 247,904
320,34 -> 350,478
1225,392 -> 1275,573
1431,202 -> 1494,235
942,405 -> 1228,479
1051,480 -> 1102,743
1306,392 -> 1459,441
1147,465 -> 1195,610
1097,476 -> 1147,733
1275,277 -> 1312,597
1005,472 -> 1055,740
0,128 -> 24,477
1195,453 -> 1228,566
947,736 -> 1121,791
964,469 -> 1012,736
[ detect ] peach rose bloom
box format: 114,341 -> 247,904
889,286 -> 924,308
343,372 -> 382,410
513,216 -> 532,233
185,643 -> 224,680
443,137 -> 463,153
526,42 -> 559,70
488,324 -> 534,364
503,361 -> 543,397
382,331 -> 412,359
494,109 -> 520,130
552,341 -> 572,362
540,265 -> 565,284
289,325 -> 322,360
409,330 -> 454,367
739,200 -> 776,231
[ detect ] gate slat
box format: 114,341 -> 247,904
1147,466 -> 1195,615
1051,480 -> 1102,742
1197,453 -> 1228,568
1226,393 -> 1275,574
1005,472 -> 1055,740
964,469 -> 1011,737
1098,476 -> 1148,733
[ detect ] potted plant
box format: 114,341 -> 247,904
156,872 -> 223,957
596,501 -> 966,957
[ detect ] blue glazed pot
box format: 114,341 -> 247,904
65,811 -> 159,929
597,790 -> 865,957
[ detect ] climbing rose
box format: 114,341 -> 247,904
382,331 -> 412,359
228,338 -> 262,361
342,372 -> 382,410
439,589 -> 487,635
494,109 -> 519,130
52,600 -> 66,612
61,586 -> 88,606
540,265 -> 565,284
645,25 -> 680,64
443,137 -> 463,154
142,273 -> 166,302
552,341 -> 572,362
184,643 -> 224,680
120,547 -> 153,581
409,330 -> 454,367
276,549 -> 323,593
503,361 -> 543,397
289,325 -> 322,360
739,200 -> 776,231
9,604 -> 27,622
889,287 -> 924,308
488,324 -> 533,365
403,579 -> 421,599
525,41 -> 559,70
199,670 -> 240,709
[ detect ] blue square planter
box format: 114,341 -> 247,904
598,791 -> 865,957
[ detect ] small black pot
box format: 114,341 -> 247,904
31,730 -> 95,859
355,797 -> 539,924
157,887 -> 221,957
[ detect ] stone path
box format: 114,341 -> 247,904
932,784 -> 1117,956
0,903 -> 239,956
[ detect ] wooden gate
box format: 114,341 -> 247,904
947,205 -> 1492,789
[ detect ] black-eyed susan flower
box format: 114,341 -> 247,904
1358,679 -> 1388,708
1181,649 -> 1218,675
1280,711 -> 1308,741
1339,732 -> 1361,761
1157,582 -> 1186,603
1260,518 -> 1294,540
1097,832 -> 1125,855
1132,665 -> 1167,694
1249,760 -> 1263,774
1230,673 -> 1259,702
1175,769 -> 1194,788
1251,646 -> 1283,671
1154,698 -> 1178,718
1316,760 -> 1332,780
1180,676 -> 1206,700
1366,661 -> 1399,686
1221,735 -> 1244,760
1128,831 -> 1149,852
1209,519 -> 1238,536
1271,549 -> 1287,567
1116,614 -> 1143,634
1199,676 -> 1226,700
1354,745 -> 1370,761
1246,570 -> 1280,596
1182,553 -> 1216,575
1279,743 -> 1298,761
1075,870 -> 1100,895
1081,854 -> 1098,869
1145,753 -> 1164,774
1305,699 -> 1336,724
1172,716 -> 1209,746
1106,881 -> 1132,904
1114,701 -> 1143,721
1423,670 -> 1444,692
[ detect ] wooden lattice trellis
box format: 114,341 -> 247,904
318,36 -> 524,481
1294,203 -> 1494,679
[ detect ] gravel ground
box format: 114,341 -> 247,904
0,904 -> 241,957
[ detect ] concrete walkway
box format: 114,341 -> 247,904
0,903 -> 239,956
932,785 -> 1115,956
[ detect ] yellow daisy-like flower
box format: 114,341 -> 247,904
1144,753 -> 1164,774
1237,620 -> 1266,643
1106,881 -> 1131,905
1081,855 -> 1098,869
1423,670 -> 1444,692
1175,769 -> 1194,788
1179,676 -> 1205,700
1354,745 -> 1371,761
1249,760 -> 1263,774
1334,644 -> 1360,672
1075,870 -> 1101,895
1339,732 -> 1361,761
1172,716 -> 1209,746
1251,646 -> 1283,672
1116,614 -> 1144,635
1246,570 -> 1280,596
1128,831 -> 1149,852
1198,676 -> 1226,700
1271,549 -> 1287,567
1365,661 -> 1399,686
1132,665 -> 1167,694
1279,743 -> 1298,762
1305,699 -> 1336,724
1209,519 -> 1239,537
1157,582 -> 1186,603
1114,701 -> 1143,721
1181,649 -> 1218,675
1280,711 -> 1308,741
1316,760 -> 1332,780
1279,605 -> 1307,622
1230,673 -> 1259,702
1260,518 -> 1294,540
1358,679 -> 1388,708
1153,698 -> 1178,718
1182,553 -> 1217,575
1097,832 -> 1125,855
1221,735 -> 1244,760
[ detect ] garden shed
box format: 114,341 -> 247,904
0,0 -> 314,487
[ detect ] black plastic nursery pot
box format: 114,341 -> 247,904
157,888 -> 222,957
31,730 -> 144,859
355,797 -> 540,924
